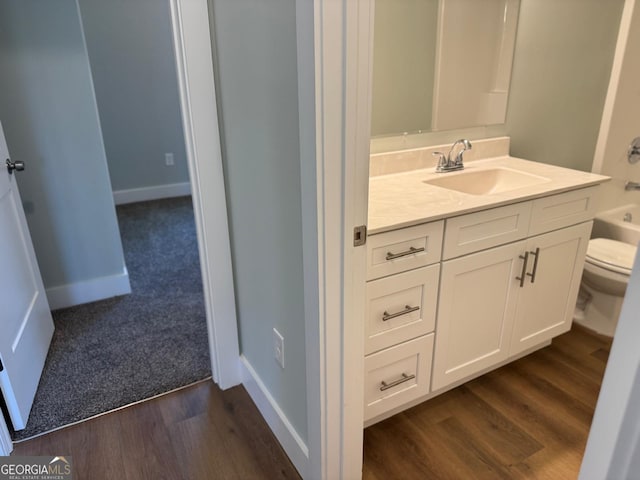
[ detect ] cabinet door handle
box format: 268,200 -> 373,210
527,247 -> 540,283
382,305 -> 420,322
516,251 -> 529,288
386,246 -> 425,260
380,373 -> 416,391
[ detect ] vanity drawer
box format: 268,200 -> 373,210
443,202 -> 532,259
367,221 -> 444,280
364,334 -> 434,421
365,264 -> 439,355
529,186 -> 598,236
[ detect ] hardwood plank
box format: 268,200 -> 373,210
439,386 -> 543,464
502,362 -> 595,432
591,347 -> 610,363
116,401 -> 184,480
516,350 -> 603,407
539,342 -> 608,383
214,386 -> 300,479
552,326 -> 611,356
430,417 -> 515,480
364,414 -> 479,480
12,381 -> 300,480
469,374 -> 588,456
364,328 -> 611,479
67,414 -> 127,480
169,413 -> 241,479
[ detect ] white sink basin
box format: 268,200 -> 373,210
423,167 -> 550,195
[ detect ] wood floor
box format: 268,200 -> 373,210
363,326 -> 612,480
12,380 -> 300,480
13,327 -> 611,480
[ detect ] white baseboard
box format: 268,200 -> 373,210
113,182 -> 191,205
46,268 -> 131,310
239,356 -> 309,477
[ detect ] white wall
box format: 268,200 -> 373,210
208,0 -> 308,443
78,0 -> 190,197
0,0 -> 129,307
592,0 -> 640,212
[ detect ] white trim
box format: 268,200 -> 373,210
296,0 -> 322,478
592,0 -> 637,174
170,0 -> 241,389
45,268 -> 131,310
311,1 -> 373,478
113,182 -> 191,205
240,356 -> 309,476
0,415 -> 12,456
580,247 -> 640,479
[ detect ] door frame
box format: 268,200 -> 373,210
171,0 -> 374,476
2,0 -> 375,472
169,0 -> 240,390
304,0 -> 373,477
0,0 -> 241,456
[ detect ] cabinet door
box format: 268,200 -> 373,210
510,222 -> 592,355
432,241 -> 525,391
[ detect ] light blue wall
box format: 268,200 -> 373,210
0,0 -> 127,290
78,0 -> 189,192
505,0 -> 624,171
209,0 -> 308,442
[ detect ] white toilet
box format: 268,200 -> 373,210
574,238 -> 637,337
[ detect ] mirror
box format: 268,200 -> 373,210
371,0 -> 521,137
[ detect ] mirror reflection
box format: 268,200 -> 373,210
371,0 -> 521,137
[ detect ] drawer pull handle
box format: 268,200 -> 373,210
380,373 -> 416,391
382,305 -> 420,321
516,251 -> 529,288
386,246 -> 425,260
527,247 -> 540,283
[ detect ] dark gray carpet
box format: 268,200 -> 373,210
12,196 -> 211,441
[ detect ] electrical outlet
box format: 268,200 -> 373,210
165,152 -> 175,166
273,328 -> 284,369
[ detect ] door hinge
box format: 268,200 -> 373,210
353,225 -> 367,246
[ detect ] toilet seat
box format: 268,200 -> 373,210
585,238 -> 637,276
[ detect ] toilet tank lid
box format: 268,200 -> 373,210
587,238 -> 637,271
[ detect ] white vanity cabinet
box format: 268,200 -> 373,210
432,188 -> 595,391
366,185 -> 598,422
432,221 -> 592,390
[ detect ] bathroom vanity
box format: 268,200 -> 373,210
364,138 -> 610,425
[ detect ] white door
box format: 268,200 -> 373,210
510,221 -> 592,356
0,121 -> 54,431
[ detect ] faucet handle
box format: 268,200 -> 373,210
433,151 -> 448,172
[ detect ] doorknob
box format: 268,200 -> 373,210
6,159 -> 25,174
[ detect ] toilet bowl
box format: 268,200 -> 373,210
574,238 -> 637,337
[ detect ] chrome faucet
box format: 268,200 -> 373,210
433,139 -> 472,173
625,181 -> 640,191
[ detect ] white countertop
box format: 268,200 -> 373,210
368,156 -> 610,235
